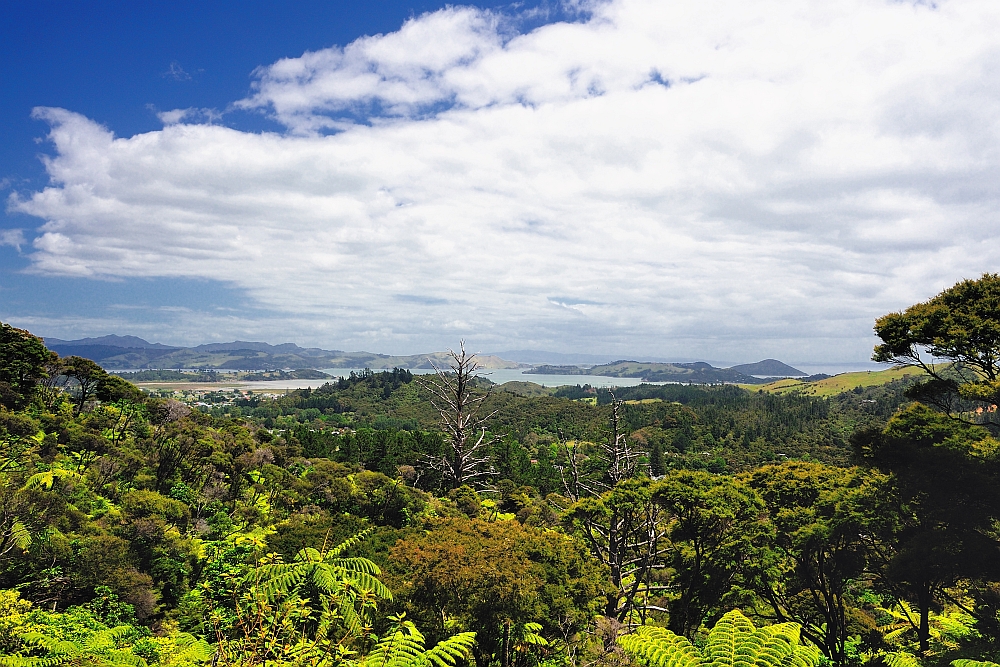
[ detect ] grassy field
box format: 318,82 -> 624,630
740,366 -> 927,397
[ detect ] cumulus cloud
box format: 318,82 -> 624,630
0,229 -> 26,251
10,0 -> 1000,359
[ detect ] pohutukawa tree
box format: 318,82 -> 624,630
873,272 -> 1000,431
420,341 -> 497,489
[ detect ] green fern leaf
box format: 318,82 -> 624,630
345,570 -> 393,600
172,633 -> 214,662
330,556 -> 382,576
705,610 -> 759,667
328,527 -> 376,558
421,632 -> 476,667
620,611 -> 821,667
19,633 -> 81,656
882,651 -> 922,667
10,521 -> 30,550
619,626 -> 702,667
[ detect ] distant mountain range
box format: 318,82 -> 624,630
44,336 -> 519,371
526,359 -> 806,384
489,349 -> 728,366
43,335 -> 808,383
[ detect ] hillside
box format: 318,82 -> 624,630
746,366 -> 928,397
44,335 -> 521,370
528,360 -> 777,384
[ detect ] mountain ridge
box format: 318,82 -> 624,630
526,359 -> 806,384
43,335 -> 520,371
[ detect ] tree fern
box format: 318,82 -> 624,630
22,469 -> 83,492
879,652 -> 922,667
170,633 -> 213,664
0,627 -> 148,667
619,610 -> 821,667
257,537 -> 392,602
360,616 -> 476,667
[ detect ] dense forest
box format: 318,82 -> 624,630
2,275 -> 1000,667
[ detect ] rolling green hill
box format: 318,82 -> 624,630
745,366 -> 928,397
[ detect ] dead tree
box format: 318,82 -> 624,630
420,342 -> 497,489
555,431 -> 598,502
599,391 -> 641,489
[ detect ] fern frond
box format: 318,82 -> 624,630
951,660 -> 999,667
619,612 -> 820,667
340,596 -> 365,637
172,633 -> 214,662
619,626 -> 702,667
781,643 -> 822,667
367,631 -> 425,667
19,633 -> 81,656
330,557 -> 382,577
328,527 -> 376,559
296,547 -> 324,563
83,626 -> 133,653
10,521 -> 31,550
103,649 -> 147,667
881,651 -> 922,667
22,469 -> 83,491
0,656 -> 68,667
704,610 -> 759,667
259,567 -> 306,598
422,632 -> 476,667
345,570 -> 393,600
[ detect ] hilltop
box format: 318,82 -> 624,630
729,359 -> 806,376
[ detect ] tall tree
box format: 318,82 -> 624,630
654,470 -> 766,638
61,356 -> 109,415
599,392 -> 641,489
420,342 -> 497,489
745,461 -> 888,664
873,273 -> 1000,431
853,405 -> 1000,654
0,323 -> 50,408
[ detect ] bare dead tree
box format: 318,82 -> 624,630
556,431 -> 598,502
419,341 -> 498,489
598,391 -> 641,489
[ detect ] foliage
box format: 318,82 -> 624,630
6,320 -> 1000,667
873,273 -> 1000,430
618,609 -> 822,667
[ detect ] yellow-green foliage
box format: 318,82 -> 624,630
746,367 -> 928,397
360,616 -> 475,667
619,610 -> 822,667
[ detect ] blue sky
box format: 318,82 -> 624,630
3,0 -> 1000,363
0,0 -> 570,346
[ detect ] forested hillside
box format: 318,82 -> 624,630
2,275 -> 1000,667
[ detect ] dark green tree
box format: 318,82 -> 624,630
653,470 -> 766,637
0,323 -> 50,408
745,461 -> 889,663
62,356 -> 109,414
873,273 -> 1000,430
853,404 -> 1000,654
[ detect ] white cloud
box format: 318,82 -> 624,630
10,0 -> 1000,360
0,229 -> 26,251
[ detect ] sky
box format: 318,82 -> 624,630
2,0 -> 999,364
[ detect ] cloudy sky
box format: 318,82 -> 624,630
2,0 -> 999,364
